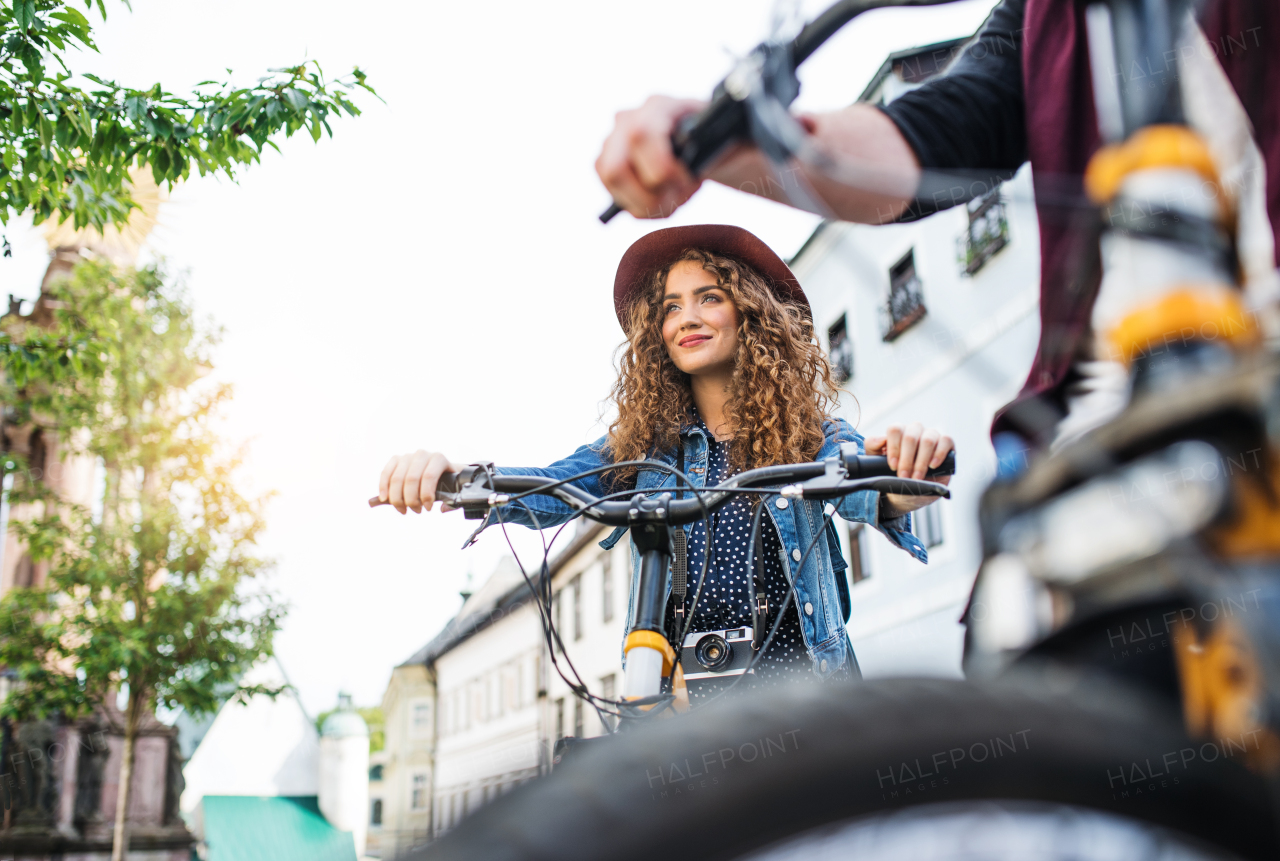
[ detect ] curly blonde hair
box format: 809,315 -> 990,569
607,248 -> 843,486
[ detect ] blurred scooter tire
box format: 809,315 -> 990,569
413,676 -> 1276,861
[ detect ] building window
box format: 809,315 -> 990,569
370,798 -> 383,826
411,773 -> 428,810
915,502 -> 945,549
411,700 -> 432,737
368,764 -> 384,781
846,523 -> 870,584
571,575 -> 583,641
555,697 -> 565,741
501,665 -> 517,715
958,185 -> 1009,275
573,698 -> 584,737
882,250 -> 926,341
827,314 -> 853,383
552,590 -> 563,652
600,674 -> 617,732
601,555 -> 614,623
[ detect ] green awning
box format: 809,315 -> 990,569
201,796 -> 357,861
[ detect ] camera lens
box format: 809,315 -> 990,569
695,634 -> 733,672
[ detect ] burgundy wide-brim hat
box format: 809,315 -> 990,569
613,224 -> 808,331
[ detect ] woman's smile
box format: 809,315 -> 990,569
661,260 -> 742,378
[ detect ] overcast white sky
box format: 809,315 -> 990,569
0,0 -> 996,716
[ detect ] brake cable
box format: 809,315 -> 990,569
453,457 -> 950,725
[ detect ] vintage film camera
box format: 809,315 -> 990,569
681,626 -> 756,681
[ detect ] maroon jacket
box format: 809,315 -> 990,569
994,0 -> 1280,440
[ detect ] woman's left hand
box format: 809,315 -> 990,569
865,423 -> 954,487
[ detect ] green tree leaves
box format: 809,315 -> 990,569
0,0 -> 376,231
0,259 -> 283,727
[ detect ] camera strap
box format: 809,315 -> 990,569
672,445 -> 688,620
751,501 -> 769,651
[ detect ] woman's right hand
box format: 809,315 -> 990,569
377,450 -> 464,514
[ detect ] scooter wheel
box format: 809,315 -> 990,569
413,676 -> 1277,861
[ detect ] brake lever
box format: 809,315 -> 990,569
792,456 -> 848,497
784,474 -> 951,501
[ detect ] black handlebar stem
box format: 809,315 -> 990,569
628,494 -> 676,636
791,0 -> 959,65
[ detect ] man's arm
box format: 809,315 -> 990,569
595,97 -> 921,224
595,0 -> 1027,223
881,0 -> 1027,219
710,105 -> 924,224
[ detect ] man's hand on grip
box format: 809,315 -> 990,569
378,450 -> 463,514
596,96 -> 706,218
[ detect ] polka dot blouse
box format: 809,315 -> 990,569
664,423 -> 852,702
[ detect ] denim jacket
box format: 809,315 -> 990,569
491,418 -> 927,678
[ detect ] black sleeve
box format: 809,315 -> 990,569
879,0 -> 1028,219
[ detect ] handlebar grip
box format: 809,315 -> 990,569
599,202 -> 623,224
366,466 -> 475,508
843,449 -> 955,479
598,99 -> 747,224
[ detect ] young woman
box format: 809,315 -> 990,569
377,225 -> 953,695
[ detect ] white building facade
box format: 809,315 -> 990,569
788,38 -> 1042,679
180,659 -> 321,817
374,661 -> 434,857
542,527 -> 630,744
376,522 -> 628,848
319,695 -> 371,857
430,559 -> 543,833
180,661 -> 366,859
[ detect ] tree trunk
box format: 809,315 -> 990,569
111,688 -> 141,861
